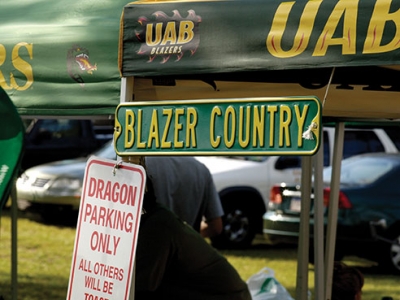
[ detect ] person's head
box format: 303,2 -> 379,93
332,261 -> 364,300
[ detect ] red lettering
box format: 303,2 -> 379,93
84,293 -> 109,300
86,178 -> 137,206
96,179 -> 105,199
103,280 -> 114,294
90,231 -> 120,255
111,182 -> 120,202
84,203 -> 93,222
88,177 -> 97,197
104,181 -> 112,202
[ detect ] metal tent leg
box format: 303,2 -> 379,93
11,182 -> 18,300
313,138 -> 325,300
324,122 -> 344,300
296,156 -> 312,300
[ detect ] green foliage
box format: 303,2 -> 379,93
0,211 -> 399,300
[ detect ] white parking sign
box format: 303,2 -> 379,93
67,156 -> 146,300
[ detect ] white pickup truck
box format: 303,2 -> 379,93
195,126 -> 400,249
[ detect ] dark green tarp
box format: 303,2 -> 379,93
117,0 -> 400,120
2,0 -> 400,118
120,0 -> 400,76
0,88 -> 24,209
0,0 -> 126,117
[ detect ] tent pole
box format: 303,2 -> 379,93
11,182 -> 18,300
309,66 -> 334,300
120,77 -> 134,103
296,156 -> 312,300
119,76 -> 141,300
313,136 -> 325,300
324,122 -> 344,300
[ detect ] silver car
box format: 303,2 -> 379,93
17,140 -> 116,221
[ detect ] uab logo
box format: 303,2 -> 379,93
136,10 -> 201,63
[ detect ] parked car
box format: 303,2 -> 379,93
196,126 -> 400,249
263,152 -> 400,274
21,118 -> 114,171
16,140 -> 117,220
16,125 -> 400,250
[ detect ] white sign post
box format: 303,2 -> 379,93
67,156 -> 146,300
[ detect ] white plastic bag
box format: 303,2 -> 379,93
246,267 -> 295,300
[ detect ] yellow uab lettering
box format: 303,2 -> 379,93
267,106 -> 277,147
238,106 -> 251,148
11,42 -> 34,90
210,106 -> 222,148
124,110 -> 135,148
161,109 -> 173,148
174,108 -> 184,148
253,105 -> 266,148
279,105 -> 292,147
294,105 -> 309,147
161,22 -> 177,45
224,106 -> 236,148
147,109 -> 160,148
146,23 -> 163,46
364,0 -> 400,53
0,44 -> 11,90
313,0 -> 357,56
0,43 -> 34,91
147,21 -> 194,47
267,0 -> 322,58
178,21 -> 194,44
137,110 -> 146,149
186,107 -> 198,148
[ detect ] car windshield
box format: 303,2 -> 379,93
91,140 -> 117,160
323,156 -> 396,185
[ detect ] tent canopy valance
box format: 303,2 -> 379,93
119,0 -> 400,76
118,0 -> 400,120
0,0 -> 128,117
2,0 -> 400,118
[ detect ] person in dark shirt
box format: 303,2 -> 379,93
146,156 -> 223,238
135,177 -> 251,300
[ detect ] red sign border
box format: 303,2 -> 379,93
67,157 -> 146,300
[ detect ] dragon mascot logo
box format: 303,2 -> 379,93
67,44 -> 97,86
135,9 -> 201,63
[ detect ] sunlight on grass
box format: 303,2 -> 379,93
1,211 -> 400,300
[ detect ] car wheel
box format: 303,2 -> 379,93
211,201 -> 256,249
379,229 -> 400,274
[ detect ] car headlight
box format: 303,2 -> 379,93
49,178 -> 82,196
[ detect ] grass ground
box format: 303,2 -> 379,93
0,209 -> 399,300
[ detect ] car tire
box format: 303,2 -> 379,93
211,199 -> 256,249
378,226 -> 400,275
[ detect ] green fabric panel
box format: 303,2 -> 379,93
0,87 -> 24,209
120,0 -> 400,77
0,0 -> 126,116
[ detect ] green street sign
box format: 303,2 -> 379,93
114,97 -> 321,156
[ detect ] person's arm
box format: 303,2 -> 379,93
200,216 -> 223,238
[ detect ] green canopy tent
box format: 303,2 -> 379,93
118,0 -> 400,119
2,0 -> 400,120
0,1 -> 130,298
117,1 -> 400,300
0,87 -> 24,208
0,0 -> 127,118
2,0 -> 400,299
0,87 -> 25,300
